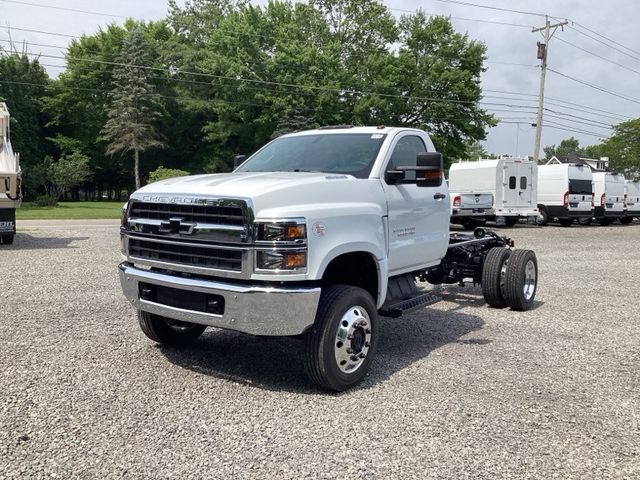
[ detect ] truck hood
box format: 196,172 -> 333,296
131,171 -> 386,218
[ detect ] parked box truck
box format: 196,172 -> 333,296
592,172 -> 626,226
0,103 -> 21,245
537,163 -> 593,227
449,157 -> 538,228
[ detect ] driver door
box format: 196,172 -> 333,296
381,134 -> 450,274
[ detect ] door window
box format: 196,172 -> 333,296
520,176 -> 527,190
509,176 -> 516,189
387,136 -> 427,182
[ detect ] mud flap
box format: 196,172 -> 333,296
0,208 -> 16,235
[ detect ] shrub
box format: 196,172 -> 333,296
34,194 -> 58,207
148,166 -> 190,184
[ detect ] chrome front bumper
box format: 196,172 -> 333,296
118,263 -> 321,336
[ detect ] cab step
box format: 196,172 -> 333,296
379,292 -> 442,318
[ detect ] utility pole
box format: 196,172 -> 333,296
532,16 -> 568,161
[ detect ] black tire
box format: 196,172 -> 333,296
537,209 -> 548,226
619,216 -> 633,225
597,218 -> 612,226
481,247 -> 511,308
461,218 -> 486,230
303,285 -> 379,391
559,218 -> 573,227
0,234 -> 14,245
137,311 -> 206,347
503,249 -> 538,311
578,217 -> 592,226
504,217 -> 519,227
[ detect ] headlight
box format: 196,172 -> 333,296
121,202 -> 129,229
254,218 -> 307,272
257,221 -> 306,242
256,251 -> 307,271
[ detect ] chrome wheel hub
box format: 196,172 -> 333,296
334,306 -> 372,374
523,259 -> 537,300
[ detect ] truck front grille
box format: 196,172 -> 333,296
129,238 -> 243,272
129,202 -> 244,226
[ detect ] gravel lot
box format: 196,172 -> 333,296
1,220 -> 638,479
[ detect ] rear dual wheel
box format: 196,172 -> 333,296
482,248 -> 537,311
619,217 -> 633,225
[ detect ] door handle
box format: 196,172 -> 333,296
433,193 -> 446,200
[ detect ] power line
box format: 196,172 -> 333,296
571,20 -> 640,58
431,0 -> 546,18
0,0 -> 126,18
543,120 -> 608,138
548,68 -> 640,105
556,37 -> 640,76
565,25 -> 640,64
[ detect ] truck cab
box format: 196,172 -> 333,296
119,126 -> 538,390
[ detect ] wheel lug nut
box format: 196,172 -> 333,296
358,353 -> 366,359
350,355 -> 359,362
365,329 -> 371,334
346,348 -> 353,354
364,342 -> 370,347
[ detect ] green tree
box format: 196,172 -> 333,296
101,28 -> 166,189
50,151 -> 93,199
601,119 -> 640,175
0,52 -> 52,197
543,137 -> 584,160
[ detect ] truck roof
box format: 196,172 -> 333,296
280,126 -> 425,137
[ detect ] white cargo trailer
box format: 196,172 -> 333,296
537,163 -> 593,226
621,180 -> 640,224
0,103 -> 21,245
449,157 -> 538,228
592,171 -> 625,226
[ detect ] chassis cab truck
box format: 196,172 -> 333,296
621,180 -> 640,224
0,103 -> 21,245
537,163 -> 593,226
119,127 -> 539,391
592,172 -> 626,226
449,157 -> 538,229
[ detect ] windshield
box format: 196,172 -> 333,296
236,133 -> 386,178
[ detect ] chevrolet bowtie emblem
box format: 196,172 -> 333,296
159,217 -> 196,235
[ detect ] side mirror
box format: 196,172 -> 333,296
233,155 -> 247,169
384,169 -> 405,184
415,152 -> 443,187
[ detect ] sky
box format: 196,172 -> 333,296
2,0 -> 639,158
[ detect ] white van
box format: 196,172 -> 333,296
590,172 -> 625,225
622,180 -> 640,224
537,163 -> 593,226
449,157 -> 538,228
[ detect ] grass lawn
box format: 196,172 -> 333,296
16,201 -> 124,220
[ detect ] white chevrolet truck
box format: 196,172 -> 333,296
119,126 -> 539,391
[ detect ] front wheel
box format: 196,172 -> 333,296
303,285 -> 379,391
138,311 -> 206,347
503,249 -> 538,311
